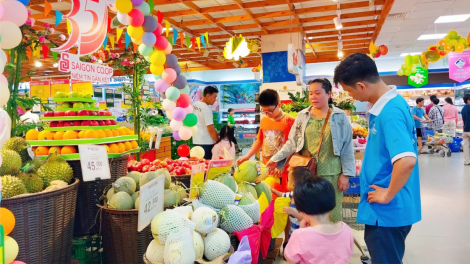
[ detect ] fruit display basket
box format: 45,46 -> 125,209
1,178 -> 79,264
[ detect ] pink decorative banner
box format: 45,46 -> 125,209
449,51 -> 470,83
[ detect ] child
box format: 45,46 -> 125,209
284,176 -> 354,264
212,125 -> 236,159
271,167 -> 313,249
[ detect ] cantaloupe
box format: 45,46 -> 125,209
114,177 -> 136,195
151,210 -> 196,244
174,185 -> 187,203
200,180 -> 235,209
164,189 -> 179,208
239,193 -> 256,206
126,171 -> 141,191
109,191 -> 134,210
192,231 -> 204,260
233,160 -> 268,183
106,188 -> 115,202
219,205 -> 253,232
131,191 -> 139,204
255,181 -> 272,203
238,182 -> 258,199
191,207 -> 219,234
146,239 -> 164,263
135,197 -> 140,210
140,171 -> 159,187
216,175 -> 238,193
203,228 -> 230,261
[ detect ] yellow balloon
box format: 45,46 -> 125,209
150,50 -> 166,65
127,25 -> 144,39
4,236 -> 19,264
115,0 -> 132,14
189,125 -> 198,137
131,37 -> 143,45
150,64 -> 164,75
190,146 -> 205,159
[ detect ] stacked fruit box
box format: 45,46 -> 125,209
26,96 -> 140,160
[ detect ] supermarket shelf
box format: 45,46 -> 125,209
41,116 -> 115,121
35,148 -> 140,160
53,98 -> 96,103
54,107 -> 100,111
44,125 -> 119,131
28,135 -> 138,146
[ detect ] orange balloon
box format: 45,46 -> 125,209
0,208 -> 16,236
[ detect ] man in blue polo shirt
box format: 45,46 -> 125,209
334,53 -> 421,264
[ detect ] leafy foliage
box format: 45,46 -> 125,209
281,91 -> 310,113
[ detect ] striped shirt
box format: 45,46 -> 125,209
282,192 -> 300,237
428,105 -> 445,131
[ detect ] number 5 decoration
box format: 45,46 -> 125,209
51,0 -> 108,55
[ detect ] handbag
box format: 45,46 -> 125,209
286,108 -> 331,176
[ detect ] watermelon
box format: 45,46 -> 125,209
216,175 -> 238,193
109,191 -> 134,210
233,160 -> 268,183
255,181 -> 272,203
238,182 -> 258,199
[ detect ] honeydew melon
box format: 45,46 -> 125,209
109,191 -> 134,210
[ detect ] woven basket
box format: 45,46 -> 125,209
98,204 -> 152,264
0,179 -> 79,264
68,155 -> 129,236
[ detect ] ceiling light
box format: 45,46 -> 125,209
337,49 -> 343,58
308,37 -> 313,40
400,52 -> 422,57
223,35 -> 250,61
435,14 -> 470,23
35,61 -> 42,67
333,17 -> 342,30
417,34 -> 446,40
338,41 -> 343,49
53,63 -> 58,68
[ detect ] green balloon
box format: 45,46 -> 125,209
183,113 -> 198,127
165,86 -> 180,101
144,55 -> 151,62
180,85 -> 190,95
154,75 -> 162,80
139,44 -> 154,56
405,55 -> 413,67
397,69 -> 404,76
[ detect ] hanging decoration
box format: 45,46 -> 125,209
224,35 -> 250,60
44,0 -> 52,18
367,42 -> 388,59
55,10 -> 63,27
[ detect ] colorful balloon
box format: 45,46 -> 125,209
142,32 -> 156,46
173,130 -> 181,141
180,85 -> 190,95
131,0 -> 143,6
131,37 -> 143,45
176,94 -> 191,108
178,126 -> 192,141
172,107 -> 186,121
183,113 -> 198,127
172,64 -> 182,75
163,43 -> 173,55
0,208 -> 15,235
162,68 -> 177,83
165,86 -> 180,101
117,12 -> 129,25
155,35 -> 169,50
150,50 -> 166,65
165,54 -> 179,68
177,144 -> 190,157
127,9 -> 144,27
115,0 -> 132,14
189,125 -> 198,136
184,105 -> 193,115
135,1 -> 150,16
173,74 -> 187,89
2,0 -> 28,26
127,25 -> 144,39
138,44 -> 154,56
190,146 -> 205,159
143,16 -> 158,32
4,236 -> 19,264
0,83 -> 9,107
153,23 -> 163,36
150,64 -> 164,76
0,21 -> 22,49
166,110 -> 173,120
170,119 -> 183,131
155,79 -> 170,93
161,98 -> 176,111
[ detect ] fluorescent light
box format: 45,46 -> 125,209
417,34 -> 446,40
400,52 -> 422,57
35,61 -> 42,67
53,63 -> 58,68
308,37 -> 313,40
435,14 -> 470,23
333,17 -> 342,30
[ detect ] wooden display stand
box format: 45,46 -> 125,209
141,136 -> 172,161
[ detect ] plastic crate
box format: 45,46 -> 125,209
344,177 -> 361,194
448,137 -> 463,152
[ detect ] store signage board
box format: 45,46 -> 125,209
50,80 -> 71,95
287,44 -> 306,86
94,87 -> 103,98
30,81 -> 51,99
449,51 -> 470,83
189,163 -> 206,199
260,81 -> 302,101
408,66 -> 428,88
72,81 -> 94,95
58,53 -> 114,83
78,145 -> 111,182
138,176 -> 164,231
115,91 -> 123,99
205,159 -> 233,181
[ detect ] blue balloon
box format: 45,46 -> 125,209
164,54 -> 179,68
142,32 -> 157,46
143,16 -> 158,33
173,75 -> 187,89
18,0 -> 30,5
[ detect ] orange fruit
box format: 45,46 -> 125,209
38,131 -> 53,140
54,131 -> 65,140
123,141 -> 132,151
116,142 -> 125,153
130,140 -> 138,149
108,143 -> 118,153
103,129 -> 113,138
63,130 -> 78,140
117,128 -> 126,136
111,130 -> 120,137
32,147 -> 37,152
61,146 -> 77,154
96,129 -> 106,138
84,130 -> 98,139
121,127 -> 133,135
26,129 -> 39,140
35,146 -> 49,155
78,130 -> 86,139
48,146 -> 62,155
105,145 -> 110,153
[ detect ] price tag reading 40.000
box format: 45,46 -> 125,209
138,176 -> 164,231
78,145 -> 111,182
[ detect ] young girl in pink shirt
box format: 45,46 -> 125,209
212,125 -> 236,159
284,176 -> 354,264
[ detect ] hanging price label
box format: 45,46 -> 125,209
78,145 -> 111,182
138,175 -> 164,231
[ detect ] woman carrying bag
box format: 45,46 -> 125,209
266,79 -> 355,222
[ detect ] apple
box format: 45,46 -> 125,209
153,159 -> 161,166
54,111 -> 65,117
160,161 -> 167,167
104,120 -> 112,126
149,166 -> 156,171
61,102 -> 73,109
57,122 -> 64,127
73,121 -> 81,126
83,94 -> 93,99
141,159 -> 150,166
90,120 -> 99,126
185,169 -> 191,175
73,102 -> 84,109
65,111 -> 76,116
44,111 -> 54,117
99,111 -> 106,116
82,103 -> 90,108
97,120 -> 105,126
70,92 -> 80,98
77,110 -> 88,116
167,165 -> 174,172
55,92 -> 66,98
142,165 -> 149,172
62,121 -> 72,127
50,121 -> 58,127
81,120 -> 91,126
105,111 -> 112,116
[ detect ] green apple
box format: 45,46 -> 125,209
83,94 -> 92,99
71,92 -> 80,98
61,102 -> 72,108
83,102 -> 91,108
77,93 -> 84,98
73,102 -> 84,109
55,92 -> 64,98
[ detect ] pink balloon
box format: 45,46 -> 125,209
0,3 -> 4,21
179,157 -> 188,160
2,0 -> 27,26
0,74 -> 7,84
162,68 -> 177,83
153,23 -> 163,36
127,9 -> 144,27
10,261 -> 26,264
172,107 -> 186,121
163,43 -> 172,55
155,36 -> 169,51
183,105 -> 193,114
154,78 -> 170,93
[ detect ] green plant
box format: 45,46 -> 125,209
332,91 -> 356,112
281,91 -> 310,113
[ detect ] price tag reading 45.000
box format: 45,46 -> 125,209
138,176 -> 164,231
78,145 -> 111,182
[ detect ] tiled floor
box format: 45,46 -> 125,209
273,152 -> 470,264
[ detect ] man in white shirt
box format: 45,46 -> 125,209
192,86 -> 219,159
20,107 -> 40,124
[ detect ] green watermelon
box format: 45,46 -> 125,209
237,182 -> 258,199
216,175 -> 238,193
255,181 -> 272,203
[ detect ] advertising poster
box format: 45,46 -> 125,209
30,81 -> 50,100
408,66 -> 428,88
189,85 -> 220,112
72,80 -> 93,95
449,51 -> 470,83
50,80 -> 71,95
220,83 -> 260,104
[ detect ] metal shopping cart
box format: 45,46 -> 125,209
422,124 -> 453,157
343,151 -> 371,264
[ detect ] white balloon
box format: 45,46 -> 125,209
189,125 -> 198,137
170,119 -> 183,131
0,109 -> 11,150
0,57 -> 4,74
1,0 -> 28,26
165,110 -> 172,120
117,12 -> 129,25
0,49 -> 6,65
178,126 -> 192,140
0,82 -> 9,107
0,21 -> 22,49
162,98 -> 176,111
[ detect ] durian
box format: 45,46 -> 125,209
1,175 -> 27,198
2,137 -> 31,164
26,156 -> 45,173
0,149 -> 22,176
18,172 -> 44,193
37,154 -> 73,186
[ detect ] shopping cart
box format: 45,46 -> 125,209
424,132 -> 453,157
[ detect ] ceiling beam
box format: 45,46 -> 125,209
232,0 -> 269,35
284,0 -> 316,57
372,0 -> 394,43
307,27 -> 375,38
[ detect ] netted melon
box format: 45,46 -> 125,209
113,176 -> 136,195
172,206 -> 193,219
200,180 -> 235,209
203,228 -> 230,261
192,199 -> 220,212
255,181 -> 272,203
163,228 -> 195,264
233,160 -> 267,183
237,182 -> 258,199
164,189 -> 179,207
219,204 -> 253,232
108,191 -> 134,210
239,194 -> 261,224
151,210 -> 196,244
192,231 -> 204,260
216,174 -> 238,193
191,207 -> 219,234
146,239 -> 164,263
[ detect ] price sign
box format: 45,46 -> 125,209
143,85 -> 150,95
138,175 -> 164,231
30,81 -> 51,99
71,81 -> 93,95
50,80 -> 71,95
94,87 -> 103,98
78,145 -> 111,181
190,163 -> 205,199
106,98 -> 115,108
205,159 -> 233,181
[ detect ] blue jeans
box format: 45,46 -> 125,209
364,223 -> 412,264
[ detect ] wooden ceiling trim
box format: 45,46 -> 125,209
232,0 -> 269,35
309,38 -> 371,48
284,0 -> 316,57
371,0 -> 394,43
